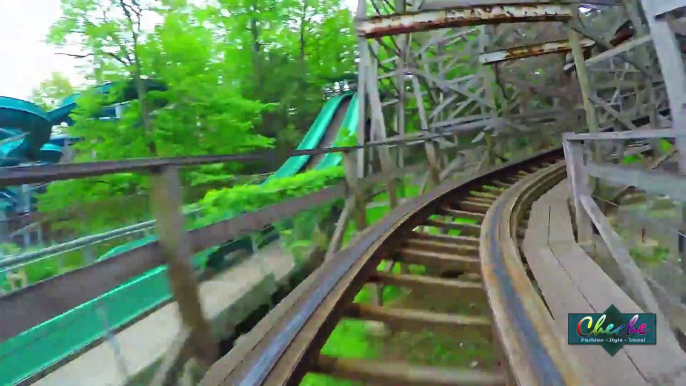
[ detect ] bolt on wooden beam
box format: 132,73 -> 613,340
356,4 -> 572,38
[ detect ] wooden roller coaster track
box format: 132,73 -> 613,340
201,148 -> 594,386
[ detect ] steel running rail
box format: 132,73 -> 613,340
201,148 -> 586,386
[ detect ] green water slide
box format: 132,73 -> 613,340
314,93 -> 359,170
0,93 -> 359,385
266,92 -> 354,181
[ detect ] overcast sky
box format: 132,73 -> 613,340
0,0 -> 359,101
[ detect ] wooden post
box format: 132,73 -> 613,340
622,0 -> 659,127
563,139 -> 593,248
356,29 -> 368,180
367,41 -> 400,208
149,166 -> 217,367
567,16 -> 600,196
343,151 -> 368,231
411,75 -> 441,187
566,22 -> 600,136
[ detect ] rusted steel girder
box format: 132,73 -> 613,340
356,4 -> 572,38
479,38 -> 595,64
421,0 -> 619,10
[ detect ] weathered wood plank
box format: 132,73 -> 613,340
410,231 -> 480,246
370,273 -> 484,296
585,162 -> 686,202
422,219 -> 481,236
536,185 -> 686,383
564,129 -> 675,141
396,249 -> 480,272
403,238 -> 479,255
150,166 -> 217,365
345,303 -> 491,332
313,356 -> 507,386
523,199 -> 648,386
437,207 -> 484,221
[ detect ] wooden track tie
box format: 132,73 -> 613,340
455,201 -> 492,213
313,356 -> 508,386
370,272 -> 484,296
345,303 -> 491,332
410,231 -> 480,246
438,207 -> 485,221
422,219 -> 482,236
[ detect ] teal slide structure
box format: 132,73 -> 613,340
0,81 -> 166,215
0,91 -> 359,385
0,97 -> 74,215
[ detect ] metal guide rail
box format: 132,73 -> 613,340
201,148 -> 587,386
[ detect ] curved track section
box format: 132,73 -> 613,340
202,149 -> 584,386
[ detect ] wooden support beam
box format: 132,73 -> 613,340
564,128 -> 675,141
343,151 -> 368,230
313,356 -> 508,386
479,39 -> 594,65
356,4 -> 572,38
150,166 -> 217,366
567,22 -> 600,136
563,140 -> 593,247
585,161 -> 686,202
411,75 -> 442,186
585,35 -> 652,66
324,196 -> 355,260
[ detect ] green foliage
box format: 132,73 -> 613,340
197,167 -> 344,225
30,73 -> 76,111
334,130 -> 357,148
38,0 -> 357,236
630,245 -> 670,265
0,243 -> 21,256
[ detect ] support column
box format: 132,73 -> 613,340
356,0 -> 368,180
367,41 -> 400,207
150,166 -> 217,367
567,12 -> 601,196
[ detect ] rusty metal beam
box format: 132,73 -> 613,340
356,4 -> 572,38
420,0 -> 619,10
479,38 -> 595,65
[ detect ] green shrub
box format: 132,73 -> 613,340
197,166 -> 345,226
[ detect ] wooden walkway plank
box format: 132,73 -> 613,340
524,180 -> 686,385
544,192 -> 686,376
523,204 -> 648,386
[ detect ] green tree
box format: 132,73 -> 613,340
30,72 -> 76,110
38,0 -> 274,234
